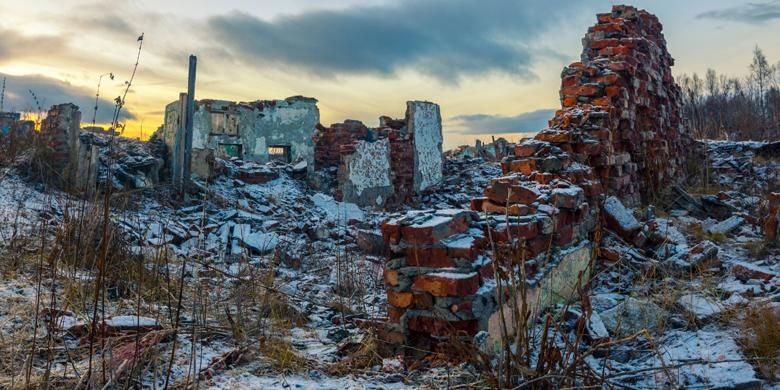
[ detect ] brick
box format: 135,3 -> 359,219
400,213 -> 469,245
380,221 -> 401,243
507,184 -> 542,204
413,293 -> 434,309
514,143 -> 541,157
387,306 -> 404,323
387,291 -> 413,308
600,247 -> 621,262
509,159 -> 537,175
411,272 -> 480,297
536,130 -> 573,143
384,268 -> 399,286
561,85 -> 601,97
732,263 -> 776,282
491,220 -> 539,242
555,224 -> 574,246
603,196 -> 641,240
405,246 -> 455,268
469,197 -> 487,211
551,187 -> 584,209
407,316 -> 479,337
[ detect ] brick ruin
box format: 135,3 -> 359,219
381,5 -> 694,352
314,101 -> 443,208
767,192 -> 780,243
40,103 -> 98,192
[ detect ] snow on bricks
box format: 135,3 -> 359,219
380,209 -> 496,347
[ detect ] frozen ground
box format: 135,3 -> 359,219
0,141 -> 778,388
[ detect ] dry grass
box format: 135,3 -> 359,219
736,303 -> 780,381
734,304 -> 780,381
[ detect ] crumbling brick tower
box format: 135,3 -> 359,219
534,5 -> 692,206
40,103 -> 82,187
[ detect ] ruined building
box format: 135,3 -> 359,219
314,101 -> 443,208
39,104 -> 163,193
162,95 -> 319,179
381,6 -> 693,352
40,103 -> 99,193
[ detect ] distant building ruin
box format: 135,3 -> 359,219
161,95 -> 319,180
0,112 -> 21,135
314,101 -> 444,208
39,104 -> 163,194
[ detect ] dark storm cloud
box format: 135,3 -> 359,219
450,109 -> 555,135
207,0 -> 582,82
0,29 -> 65,64
0,74 -> 135,122
697,1 -> 780,23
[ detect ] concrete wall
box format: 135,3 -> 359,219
163,96 -> 319,179
407,101 -> 443,192
487,242 -> 593,343
341,138 -> 394,208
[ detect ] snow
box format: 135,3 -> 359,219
311,193 -> 365,223
206,372 -> 408,390
603,196 -> 640,231
427,271 -> 477,280
104,316 -> 160,328
707,215 -> 745,235
631,330 -> 760,389
677,293 -> 724,320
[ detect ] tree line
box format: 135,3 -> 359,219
677,46 -> 780,141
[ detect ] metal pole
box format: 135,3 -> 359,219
182,55 -> 197,193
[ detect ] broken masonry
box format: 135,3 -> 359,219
38,103 -> 164,193
380,5 -> 695,354
313,101 -> 444,208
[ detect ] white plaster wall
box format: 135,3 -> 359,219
266,106 -> 311,126
410,101 -> 443,192
192,108 -> 210,149
347,139 -> 392,197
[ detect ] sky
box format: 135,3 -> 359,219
0,0 -> 779,149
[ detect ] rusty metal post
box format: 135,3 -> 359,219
182,55 -> 197,194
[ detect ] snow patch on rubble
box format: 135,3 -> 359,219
632,330 -> 760,389
311,193 -> 364,223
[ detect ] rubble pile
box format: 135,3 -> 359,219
379,209 -> 495,352
706,140 -> 780,190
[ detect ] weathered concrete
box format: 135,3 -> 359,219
163,96 -> 319,180
40,103 -> 82,187
341,138 -> 394,208
407,101 -> 444,192
487,242 -> 593,343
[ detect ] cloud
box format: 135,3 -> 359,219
697,1 -> 780,23
449,108 -> 555,135
0,28 -> 66,64
0,73 -> 135,122
207,0 -> 582,83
